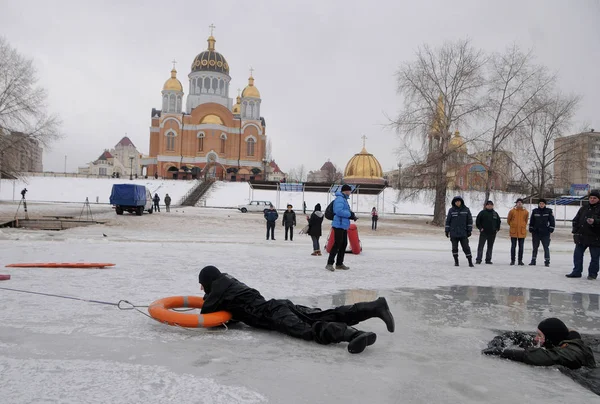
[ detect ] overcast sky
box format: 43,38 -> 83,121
2,0 -> 599,174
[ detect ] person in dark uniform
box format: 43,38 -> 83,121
528,198 -> 555,266
264,204 -> 278,240
198,266 -> 395,354
482,317 -> 596,370
475,200 -> 501,264
445,196 -> 474,267
282,204 -> 296,241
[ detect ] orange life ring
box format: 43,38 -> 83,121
5,263 -> 115,268
148,296 -> 232,328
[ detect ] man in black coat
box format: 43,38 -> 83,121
445,196 -> 474,267
567,190 -> 600,279
198,266 -> 395,354
282,204 -> 296,241
475,200 -> 501,264
264,204 -> 278,240
528,198 -> 555,266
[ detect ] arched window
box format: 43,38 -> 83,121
166,131 -> 176,151
212,78 -> 218,93
197,132 -> 205,152
219,79 -> 224,95
220,133 -> 227,153
169,94 -> 175,111
177,95 -> 182,112
203,77 -> 210,93
246,138 -> 255,157
162,95 -> 168,111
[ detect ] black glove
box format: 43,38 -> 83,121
529,227 -> 534,233
445,232 -> 449,238
481,346 -> 503,356
350,213 -> 357,221
549,228 -> 554,234
467,232 -> 472,238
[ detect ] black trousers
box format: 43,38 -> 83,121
511,237 -> 525,262
285,225 -> 294,240
268,299 -> 379,344
451,237 -> 472,258
165,204 -> 170,212
266,221 -> 275,239
153,202 -> 160,212
476,232 -> 496,262
327,227 -> 348,265
531,233 -> 550,262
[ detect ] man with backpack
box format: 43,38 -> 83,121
325,184 -> 357,272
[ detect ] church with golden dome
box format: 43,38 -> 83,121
343,137 -> 385,185
144,28 -> 267,180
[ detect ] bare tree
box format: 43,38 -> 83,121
0,37 -> 61,178
481,45 -> 555,202
510,93 -> 580,198
393,39 -> 486,225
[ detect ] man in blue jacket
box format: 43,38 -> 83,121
326,184 -> 357,272
528,198 -> 555,266
264,204 -> 278,240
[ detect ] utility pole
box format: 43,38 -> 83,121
64,155 -> 67,174
129,156 -> 134,180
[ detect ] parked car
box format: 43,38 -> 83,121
110,184 -> 153,216
238,200 -> 273,213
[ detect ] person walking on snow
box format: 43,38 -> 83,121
308,203 -> 324,256
528,198 -> 555,266
282,204 -> 296,241
198,266 -> 395,354
475,200 -> 501,264
566,189 -> 600,279
326,184 -> 357,272
508,198 -> 529,265
371,207 -> 379,230
153,193 -> 161,212
264,204 -> 278,240
164,194 -> 171,212
445,196 -> 474,267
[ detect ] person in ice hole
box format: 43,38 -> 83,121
482,317 -> 596,369
198,266 -> 395,354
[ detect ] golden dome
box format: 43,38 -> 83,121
191,35 -> 230,75
163,68 -> 183,92
449,130 -> 467,153
343,146 -> 385,184
201,114 -> 224,125
232,95 -> 241,114
242,76 -> 261,98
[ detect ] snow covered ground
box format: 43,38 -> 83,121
1,203 -> 599,403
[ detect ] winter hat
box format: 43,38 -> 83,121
341,184 -> 352,192
537,318 -> 569,347
314,203 -> 321,211
515,198 -> 524,204
538,198 -> 547,205
590,190 -> 600,199
287,204 -> 293,208
485,200 -> 494,206
198,266 -> 222,294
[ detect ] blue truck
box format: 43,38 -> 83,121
109,184 -> 153,216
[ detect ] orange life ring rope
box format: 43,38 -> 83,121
148,296 -> 232,328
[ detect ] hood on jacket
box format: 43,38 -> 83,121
335,191 -> 349,199
199,266 -> 222,294
313,211 -> 324,218
314,203 -> 321,211
451,196 -> 465,208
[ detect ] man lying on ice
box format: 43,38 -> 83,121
198,266 -> 395,354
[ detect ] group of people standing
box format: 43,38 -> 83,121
445,197 -> 555,267
152,193 -> 172,212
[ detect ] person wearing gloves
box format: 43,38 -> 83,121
445,196 -> 474,267
528,198 -> 555,266
326,184 -> 357,272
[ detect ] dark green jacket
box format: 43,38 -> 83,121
476,209 -> 501,234
501,339 -> 596,370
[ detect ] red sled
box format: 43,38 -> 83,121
0,274 -> 10,281
325,224 -> 362,254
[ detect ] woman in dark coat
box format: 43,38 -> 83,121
308,203 -> 324,256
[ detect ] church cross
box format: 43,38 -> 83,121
209,23 -> 216,36
249,66 -> 254,77
171,59 -> 177,69
361,135 -> 368,148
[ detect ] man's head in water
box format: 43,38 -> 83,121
536,318 -> 570,348
198,266 -> 222,294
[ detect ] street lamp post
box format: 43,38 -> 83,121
129,156 -> 134,180
397,162 -> 402,189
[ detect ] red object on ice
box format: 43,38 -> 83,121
324,224 -> 362,255
0,274 -> 11,281
5,263 -> 115,269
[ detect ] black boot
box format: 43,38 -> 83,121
529,260 -> 536,266
352,297 -> 395,332
467,256 -> 474,268
374,297 -> 395,332
343,328 -> 377,354
453,255 -> 459,266
544,261 -> 550,267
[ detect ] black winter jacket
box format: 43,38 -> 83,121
476,208 -> 501,234
572,202 -> 600,246
308,211 -> 324,237
529,207 -> 555,235
445,197 -> 473,238
282,210 -> 296,226
201,273 -> 318,330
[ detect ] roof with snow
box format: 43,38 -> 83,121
116,136 -> 136,148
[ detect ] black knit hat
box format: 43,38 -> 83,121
537,318 -> 569,347
198,266 -> 222,294
516,198 -> 524,204
538,198 -> 547,204
485,200 -> 494,206
341,184 -> 352,192
314,203 -> 321,211
590,190 -> 600,199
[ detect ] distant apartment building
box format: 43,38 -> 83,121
553,130 -> 599,193
0,132 -> 43,174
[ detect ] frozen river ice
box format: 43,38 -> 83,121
1,205 -> 599,403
